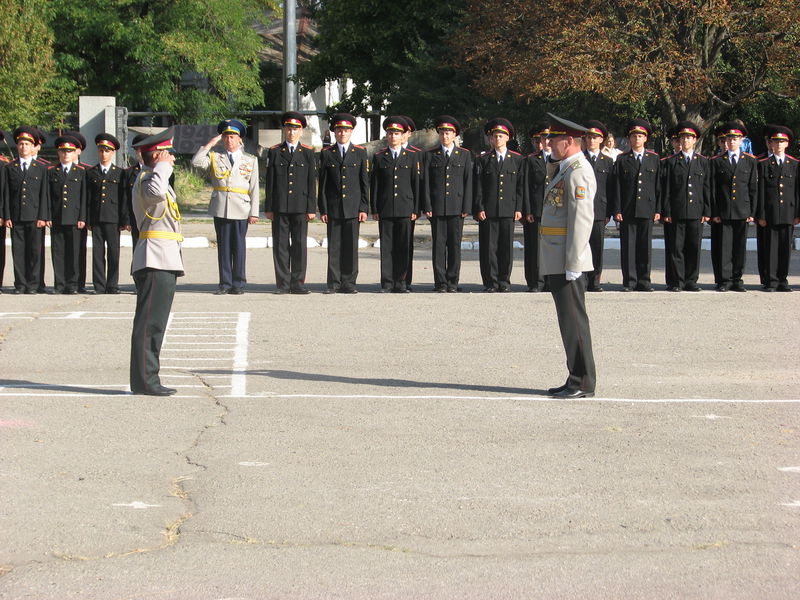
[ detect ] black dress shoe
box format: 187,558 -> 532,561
290,286 -> 311,295
483,287 -> 496,293
666,286 -> 681,292
379,287 -> 391,293
323,287 -> 337,294
78,287 -> 89,294
106,289 -> 121,294
392,287 -> 410,293
131,386 -> 176,397
730,283 -> 746,292
715,283 -> 730,292
547,383 -> 569,395
434,286 -> 447,293
588,285 -> 604,292
777,284 -> 792,292
447,285 -> 459,293
10,289 -> 22,294
498,286 -> 510,293
213,288 -> 229,295
762,286 -> 776,292
64,289 -> 77,295
274,288 -> 289,295
340,287 -> 357,294
684,283 -> 701,292
24,289 -> 37,295
553,388 -> 594,399
635,284 -> 653,292
621,286 -> 633,292
229,287 -> 244,295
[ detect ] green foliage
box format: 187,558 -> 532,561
49,0 -> 278,122
0,0 -> 73,129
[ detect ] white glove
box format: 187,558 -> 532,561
565,270 -> 581,281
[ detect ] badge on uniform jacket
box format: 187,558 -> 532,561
575,186 -> 586,200
548,181 -> 564,208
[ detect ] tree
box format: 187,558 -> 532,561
0,0 -> 73,130
50,0 -> 278,122
453,0 -> 800,138
300,0 -> 486,128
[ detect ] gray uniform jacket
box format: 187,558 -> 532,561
131,162 -> 184,275
191,148 -> 260,220
539,152 -> 596,275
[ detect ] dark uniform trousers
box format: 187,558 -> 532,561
711,220 -> 748,285
11,223 -> 43,292
762,225 -> 793,287
664,219 -> 703,287
130,268 -> 177,392
619,218 -> 653,287
547,274 -> 596,392
272,213 -> 308,290
326,218 -> 360,289
587,220 -> 606,288
522,220 -> 543,290
0,226 -> 5,288
215,217 -> 248,289
92,223 -> 122,292
51,224 -> 82,291
379,217 -> 413,290
479,217 -> 514,289
431,215 -> 464,287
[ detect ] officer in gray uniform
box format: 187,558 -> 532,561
192,119 -> 260,295
129,128 -> 184,397
540,114 -> 597,399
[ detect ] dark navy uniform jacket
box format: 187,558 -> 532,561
369,147 -> 420,217
48,164 -> 87,226
265,142 -> 318,214
473,150 -> 525,218
710,152 -> 758,220
583,150 -> 614,221
87,163 -> 128,226
610,149 -> 661,218
424,146 -> 472,216
757,155 -> 799,225
660,153 -> 711,220
2,158 -> 50,222
318,143 -> 369,219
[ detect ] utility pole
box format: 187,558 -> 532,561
283,0 -> 297,111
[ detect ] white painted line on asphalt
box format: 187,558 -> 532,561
780,501 -> 800,508
231,313 -> 250,397
112,501 -> 161,509
238,461 -> 270,467
169,334 -> 236,337
778,467 -> 800,473
218,393 -> 800,404
691,414 -> 732,419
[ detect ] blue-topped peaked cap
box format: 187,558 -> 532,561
218,119 -> 246,136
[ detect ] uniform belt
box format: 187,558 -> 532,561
139,231 -> 184,242
213,186 -> 249,195
540,226 -> 568,236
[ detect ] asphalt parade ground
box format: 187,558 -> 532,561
1,221 -> 799,599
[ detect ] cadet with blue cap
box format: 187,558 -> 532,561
192,119 -> 260,295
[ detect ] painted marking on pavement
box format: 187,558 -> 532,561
691,414 -> 732,420
112,501 -> 161,509
779,500 -> 800,508
238,462 -> 270,467
778,467 -> 800,473
0,418 -> 34,428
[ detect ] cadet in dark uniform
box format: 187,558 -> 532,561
47,135 -> 87,294
473,118 -> 524,292
754,125 -> 775,287
710,122 -> 758,291
129,128 -> 184,396
523,123 -> 551,292
370,116 -> 420,293
610,119 -> 661,291
660,122 -> 711,292
87,133 -> 127,294
318,113 -> 369,294
540,114 -> 597,398
3,127 -> 50,294
757,125 -> 799,291
582,120 -> 614,291
32,130 -> 52,293
125,132 -> 146,247
265,111 -> 317,294
400,116 -> 423,291
423,115 -> 472,292
64,131 -> 92,293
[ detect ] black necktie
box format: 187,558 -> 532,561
21,162 -> 28,175
730,155 -> 737,166
228,153 -> 234,166
590,154 -> 597,164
